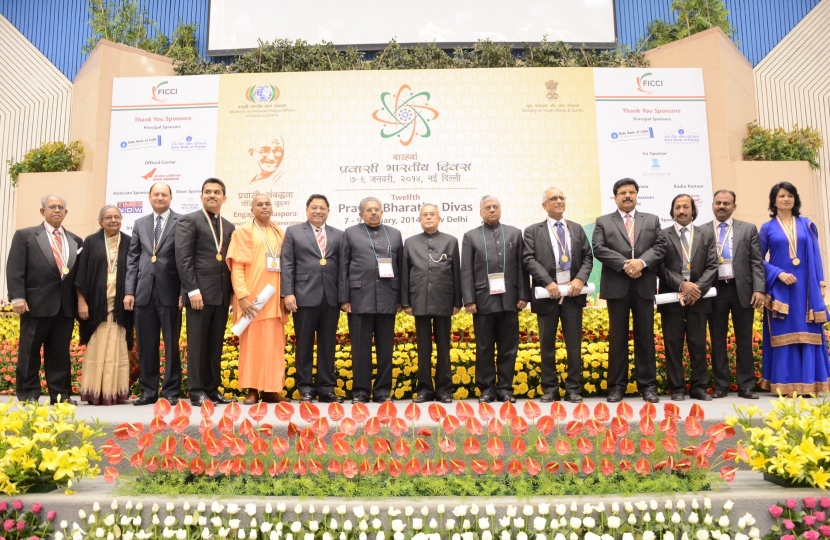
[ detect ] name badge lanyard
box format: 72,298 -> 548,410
776,216 -> 800,266
674,224 -> 695,270
481,224 -> 507,276
202,209 -> 225,261
713,220 -> 732,264
151,214 -> 169,263
48,227 -> 70,274
105,233 -> 121,274
548,220 -> 569,264
364,224 -> 393,272
255,222 -> 281,270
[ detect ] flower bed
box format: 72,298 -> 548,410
0,304 -> 765,401
0,499 -> 57,540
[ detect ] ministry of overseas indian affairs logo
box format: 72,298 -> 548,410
246,85 -> 280,103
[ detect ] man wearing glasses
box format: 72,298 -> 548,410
402,204 -> 462,403
523,188 -> 594,403
7,195 -> 82,404
248,137 -> 286,183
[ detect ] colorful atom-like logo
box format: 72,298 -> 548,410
372,85 -> 439,146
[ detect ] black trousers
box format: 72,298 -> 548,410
661,307 -> 709,393
537,299 -> 584,395
606,289 -> 657,393
348,313 -> 394,399
135,290 -> 182,398
185,303 -> 228,398
473,310 -> 519,398
294,291 -> 339,396
17,313 -> 74,402
708,279 -> 756,392
415,315 -> 453,397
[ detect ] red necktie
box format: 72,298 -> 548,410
316,227 -> 326,257
51,229 -> 65,278
624,213 -> 635,246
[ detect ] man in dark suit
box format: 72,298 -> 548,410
657,194 -> 719,401
175,178 -> 235,406
282,194 -> 344,404
523,187 -> 593,403
124,182 -> 182,406
704,190 -> 765,399
592,178 -> 666,403
461,195 -> 530,403
402,204 -> 462,404
339,197 -> 403,403
6,194 -> 81,404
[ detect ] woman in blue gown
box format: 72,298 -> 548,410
759,182 -> 830,395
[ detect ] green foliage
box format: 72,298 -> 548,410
124,470 -> 715,498
6,141 -> 84,187
638,0 -> 736,51
743,121 -> 824,170
84,0 -> 198,63
176,36 -> 647,76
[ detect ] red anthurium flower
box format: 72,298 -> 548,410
276,458 -> 290,475
422,459 -> 435,476
417,427 -> 432,437
308,459 -> 323,475
611,417 -> 630,437
313,436 -> 329,456
228,435 -> 247,457
593,402 -> 610,421
415,438 -> 431,454
299,427 -> 316,442
550,402 -> 567,422
535,438 -> 550,455
490,459 -> 505,474
660,418 -> 678,437
205,459 -> 219,477
293,458 -> 307,476
563,461 -> 579,475
299,402 -> 320,423
217,416 -> 234,435
666,456 -> 677,470
295,437 -> 311,456
600,457 -> 615,476
695,454 -> 710,469
365,417 -> 381,436
565,420 -> 584,439
393,438 -> 410,457
511,437 -> 527,456
619,459 -> 633,472
525,457 -> 541,476
639,401 -> 657,419
405,402 -> 421,422
456,401 -> 475,422
100,439 -> 118,457
203,432 -> 222,457
173,399 -> 192,419
523,401 -> 542,420
224,401 -> 242,422
438,436 -> 456,453
251,437 -> 269,456
600,433 -> 616,455
114,422 -> 144,440
435,458 -> 450,476
581,456 -> 595,475
572,402 -> 590,421
663,402 -> 681,421
274,402 -> 294,422
182,435 -> 202,455
153,398 -> 172,418
486,437 -> 505,457
389,418 -> 408,437
352,402 -> 370,423
676,458 -> 692,473
198,418 -> 214,434
200,400 -> 215,419
680,445 -> 698,457
707,423 -> 736,442
536,416 -> 555,436
340,417 -> 357,436
442,415 -> 461,435
662,437 -> 679,453
639,416 -> 655,436
238,418 -> 254,438
688,403 -> 705,421
145,456 -> 159,473
428,403 -> 447,421
250,458 -> 265,476
545,461 -> 560,473
312,417 -> 330,438
373,438 -> 391,455
721,447 -> 738,461
331,434 -> 350,456
219,432 -> 235,449
554,439 -> 572,456
257,423 -> 273,439
616,401 -> 634,420
328,402 -> 345,422
130,450 -> 145,468
229,458 -> 245,475
466,417 -> 483,436
354,435 -> 369,455
107,446 -> 124,465
159,435 -> 177,456
449,459 -> 465,474
372,458 -> 386,475
104,466 -> 119,483
272,436 -> 289,456
149,416 -> 167,434
388,458 -> 402,478
471,459 -> 488,474
327,459 -> 342,475
698,439 -> 717,458
618,437 -> 635,455
189,457 -> 205,475
499,401 -> 517,421
463,437 -> 481,455
639,439 -> 656,455
510,416 -> 528,436
585,418 -> 603,437
576,437 -> 593,455
478,402 -> 496,422
488,418 -> 504,436
377,401 -> 397,424
160,456 -> 174,472
405,457 -> 421,475
635,457 -> 651,475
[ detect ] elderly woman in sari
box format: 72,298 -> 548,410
759,182 -> 830,396
75,205 -> 133,405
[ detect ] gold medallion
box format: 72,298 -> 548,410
686,263 -> 691,270
718,256 -> 724,264
216,253 -> 223,261
560,255 -> 569,263
62,266 -> 70,275
793,257 -> 801,266
151,255 -> 157,263
320,258 -> 327,266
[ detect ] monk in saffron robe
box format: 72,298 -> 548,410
226,194 -> 288,403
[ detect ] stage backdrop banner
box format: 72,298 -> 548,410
106,68 -> 712,238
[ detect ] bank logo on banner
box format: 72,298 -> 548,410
372,84 -> 439,146
245,85 -> 279,103
636,72 -> 663,94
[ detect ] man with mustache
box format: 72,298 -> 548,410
249,137 -> 285,183
175,178 -> 236,406
656,194 -> 718,401
704,190 -> 765,399
592,178 -> 666,403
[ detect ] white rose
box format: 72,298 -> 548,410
656,512 -> 665,524
584,533 -> 600,540
309,521 -> 319,532
643,531 -> 655,540
533,517 -> 547,531
499,517 -> 511,528
635,502 -> 648,512
501,532 -> 511,540
479,518 -> 490,530
290,523 -> 302,533
177,530 -> 187,540
413,519 -> 423,530
569,517 -> 581,529
524,506 -> 535,517
482,533 -> 492,540
471,506 -> 479,516
445,519 -> 456,529
583,517 -> 596,529
704,515 -> 713,526
704,498 -> 712,510
165,517 -> 176,527
370,507 -> 379,517
507,506 -> 517,518
104,515 -> 116,527
719,517 -> 730,528
696,530 -> 709,540
277,504 -> 287,513
245,505 -> 257,517
555,505 -> 566,517
354,507 -> 365,519
624,503 -> 633,513
294,505 -> 302,515
665,533 -> 674,540
622,535 -> 634,540
517,533 -> 528,540
230,520 -> 241,530
607,516 -> 621,529
627,515 -> 637,526
689,514 -> 699,525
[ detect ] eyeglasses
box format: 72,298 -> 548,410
546,195 -> 566,202
102,215 -> 122,221
46,205 -> 66,211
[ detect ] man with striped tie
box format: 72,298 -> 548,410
592,178 -> 667,404
281,194 -> 344,403
7,194 -> 82,404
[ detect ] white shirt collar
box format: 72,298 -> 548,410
673,221 -> 693,231
43,221 -> 65,235
618,208 -> 636,220
546,216 -> 566,228
715,216 -> 733,227
154,209 -> 171,220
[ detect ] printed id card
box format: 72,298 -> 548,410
556,269 -> 571,285
718,259 -> 734,279
488,272 -> 506,294
266,255 -> 281,273
378,258 -> 395,278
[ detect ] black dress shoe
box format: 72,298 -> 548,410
689,388 -> 712,401
564,393 -> 583,403
191,395 -> 210,406
437,395 -> 453,404
606,390 -> 624,403
209,394 -> 232,404
165,396 -> 180,406
300,392 -> 314,402
501,395 -> 516,403
642,390 -> 660,403
318,393 -> 343,403
671,392 -> 686,401
373,395 -> 393,403
134,395 -> 158,406
539,392 -> 559,403
479,394 -> 495,403
711,389 -> 729,399
352,395 -> 369,404
413,393 -> 435,403
738,389 -> 759,399
51,397 -> 78,406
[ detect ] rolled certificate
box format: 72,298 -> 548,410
654,287 -> 717,305
534,283 -> 596,299
231,283 -> 277,336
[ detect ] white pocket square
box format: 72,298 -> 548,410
77,248 -> 83,254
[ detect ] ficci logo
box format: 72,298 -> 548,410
636,72 -> 663,94
151,81 -> 177,102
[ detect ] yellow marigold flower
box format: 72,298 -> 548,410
452,374 -> 461,385
284,377 -> 295,388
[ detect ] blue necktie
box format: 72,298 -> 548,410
719,223 -> 731,260
555,222 -> 571,270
